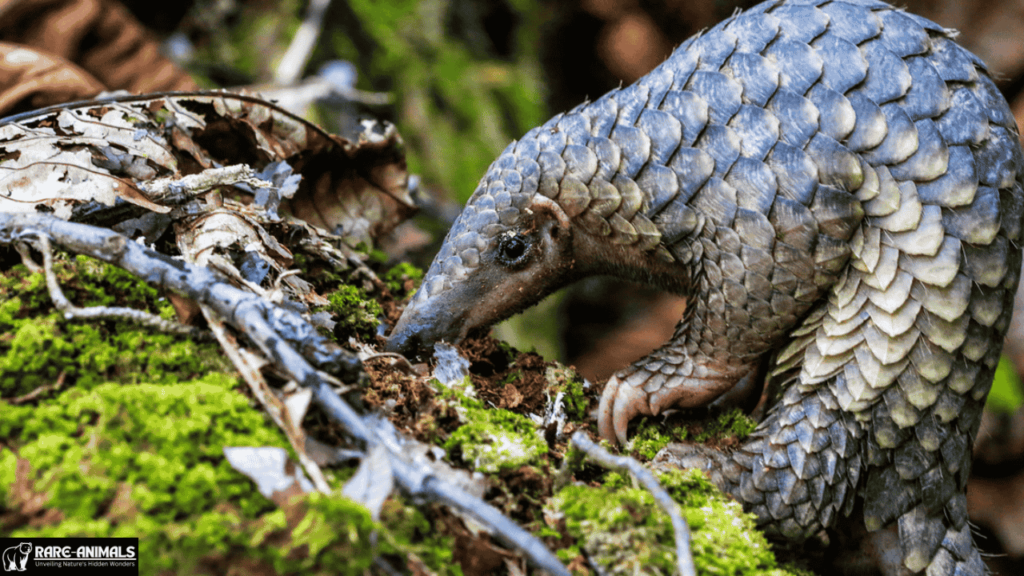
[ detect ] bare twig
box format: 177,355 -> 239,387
275,0 -> 333,85
138,164 -> 270,198
256,77 -> 394,111
3,372 -> 66,404
17,231 -> 206,339
570,431 -> 697,576
362,352 -> 418,375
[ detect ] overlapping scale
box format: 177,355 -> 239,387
426,3 -> 1022,575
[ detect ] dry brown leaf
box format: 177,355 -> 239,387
0,0 -> 196,95
0,42 -> 104,116
0,91 -> 414,247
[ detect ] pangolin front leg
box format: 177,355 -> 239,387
388,1 -> 1024,574
597,319 -> 771,446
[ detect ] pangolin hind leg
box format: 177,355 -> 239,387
652,379 -> 989,575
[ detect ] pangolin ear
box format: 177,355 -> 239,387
528,194 -> 571,230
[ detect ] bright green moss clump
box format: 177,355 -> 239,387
323,284 -> 384,340
627,408 -> 757,461
440,383 -> 547,474
381,262 -> 424,298
0,374 -> 459,575
0,256 -> 232,397
629,422 -> 684,461
552,468 -> 798,576
1,373 -> 285,569
693,408 -> 758,443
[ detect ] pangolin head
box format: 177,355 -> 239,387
386,144 -> 577,358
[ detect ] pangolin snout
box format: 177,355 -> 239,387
385,296 -> 465,360
384,316 -> 430,358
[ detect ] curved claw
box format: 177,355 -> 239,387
597,375 -> 653,446
598,369 -> 743,446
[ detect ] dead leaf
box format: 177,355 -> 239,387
223,446 -> 314,507
0,0 -> 196,94
341,444 -> 394,520
1,92 -> 414,248
0,42 -> 104,116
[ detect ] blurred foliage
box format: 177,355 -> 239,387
988,356 -> 1024,414
330,0 -> 547,203
185,0 -> 303,86
184,0 -> 547,204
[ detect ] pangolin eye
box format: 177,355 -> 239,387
496,234 -> 530,268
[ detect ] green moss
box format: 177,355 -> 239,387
0,447 -> 15,502
0,372 -> 460,575
439,385 -> 546,474
629,422 -> 686,461
1,374 -> 276,568
322,284 -> 384,340
693,408 -> 758,443
0,256 -> 233,398
2,374 -> 282,520
552,468 -> 797,575
625,409 -> 755,461
381,262 -> 424,298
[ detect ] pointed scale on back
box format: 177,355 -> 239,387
387,1 -> 1024,574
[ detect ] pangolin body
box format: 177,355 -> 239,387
387,0 -> 1024,573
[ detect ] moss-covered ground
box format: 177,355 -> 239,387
0,253 -> 458,575
0,249 -> 809,575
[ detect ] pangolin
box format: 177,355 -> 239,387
386,0 -> 1024,573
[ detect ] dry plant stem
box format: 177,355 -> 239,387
3,372 -> 66,404
137,164 -> 269,198
275,0 -> 333,85
570,431 -> 697,576
205,315 -> 332,494
0,212 -> 570,576
363,352 -> 418,375
13,242 -> 42,273
252,79 -> 394,116
19,232 -> 203,338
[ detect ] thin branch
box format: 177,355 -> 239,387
18,231 -> 206,339
2,372 -> 66,404
138,164 -> 270,199
570,431 -> 697,576
275,0 -> 333,85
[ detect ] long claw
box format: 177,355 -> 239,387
597,375 -> 652,446
597,376 -> 621,444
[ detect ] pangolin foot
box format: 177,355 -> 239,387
597,375 -> 654,446
597,370 -> 743,447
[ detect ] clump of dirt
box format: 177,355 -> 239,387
459,335 -> 553,415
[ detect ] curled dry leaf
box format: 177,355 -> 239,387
0,91 -> 415,243
223,446 -> 314,506
0,42 -> 104,117
0,0 -> 196,95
